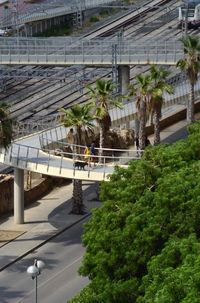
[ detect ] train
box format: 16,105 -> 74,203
178,0 -> 200,29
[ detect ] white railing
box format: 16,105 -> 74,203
1,139 -> 141,180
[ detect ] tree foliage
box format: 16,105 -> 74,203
176,35 -> 200,124
68,121 -> 200,303
0,102 -> 14,149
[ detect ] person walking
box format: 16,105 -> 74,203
84,145 -> 93,169
135,136 -> 139,156
90,142 -> 96,166
145,136 -> 151,147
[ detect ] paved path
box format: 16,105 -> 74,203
0,113 -> 197,272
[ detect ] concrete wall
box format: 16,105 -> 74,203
0,174 -> 70,217
146,100 -> 200,136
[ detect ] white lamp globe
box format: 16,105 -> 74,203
27,265 -> 39,278
37,260 -> 45,272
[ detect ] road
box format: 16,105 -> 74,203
0,216 -> 90,303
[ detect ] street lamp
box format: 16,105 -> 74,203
27,259 -> 45,303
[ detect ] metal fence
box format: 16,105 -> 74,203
0,37 -> 184,66
39,124 -> 140,163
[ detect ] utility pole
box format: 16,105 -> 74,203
184,0 -> 188,37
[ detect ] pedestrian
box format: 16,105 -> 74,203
84,144 -> 92,169
145,136 -> 151,147
135,136 -> 139,156
90,142 -> 96,166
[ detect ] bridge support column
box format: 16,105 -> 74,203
118,65 -> 130,97
14,168 -> 24,224
134,118 -> 139,137
118,65 -> 130,128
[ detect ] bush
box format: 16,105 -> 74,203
68,121 -> 200,303
89,16 -> 99,23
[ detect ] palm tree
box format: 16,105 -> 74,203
150,66 -> 174,145
176,35 -> 200,124
128,74 -> 152,150
86,78 -> 122,161
59,102 -> 94,215
0,102 -> 14,150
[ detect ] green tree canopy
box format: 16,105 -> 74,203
68,120 -> 200,303
0,102 -> 14,150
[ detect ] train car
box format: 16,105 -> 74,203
178,0 -> 200,28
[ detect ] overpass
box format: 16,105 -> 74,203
0,0 -> 119,27
0,123 -> 140,224
1,69 -> 200,225
0,37 -> 183,66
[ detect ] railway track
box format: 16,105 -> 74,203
0,0 -> 195,125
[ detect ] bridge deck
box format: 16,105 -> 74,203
0,37 -> 183,66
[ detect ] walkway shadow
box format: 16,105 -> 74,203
48,182 -> 100,230
161,125 -> 188,145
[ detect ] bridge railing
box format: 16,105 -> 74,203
0,37 -> 184,65
39,129 -> 141,166
2,140 -> 141,179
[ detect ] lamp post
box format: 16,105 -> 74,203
27,259 -> 45,303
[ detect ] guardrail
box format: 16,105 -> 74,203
0,37 -> 184,66
0,138 -> 141,180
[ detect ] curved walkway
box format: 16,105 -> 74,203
0,112 -> 192,273
0,125 -> 139,182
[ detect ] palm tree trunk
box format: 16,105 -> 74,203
188,81 -> 195,124
71,179 -> 85,214
98,121 -> 105,164
139,100 -> 146,150
76,127 -> 82,160
153,109 -> 160,145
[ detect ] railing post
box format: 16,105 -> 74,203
59,153 -> 63,174
55,127 -> 58,146
36,148 -> 39,170
88,156 -> 91,178
9,144 -> 13,163
47,150 -> 50,172
73,154 -> 76,176
3,148 -> 6,162
17,145 -> 21,165
103,156 -> 106,180
25,147 -> 29,168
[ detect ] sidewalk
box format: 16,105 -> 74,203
0,114 -> 195,272
0,181 -> 100,271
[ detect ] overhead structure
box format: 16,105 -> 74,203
0,36 -> 184,66
0,0 -> 178,28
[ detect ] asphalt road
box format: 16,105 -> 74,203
0,216 -> 90,303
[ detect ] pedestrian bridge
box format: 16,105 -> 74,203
1,71 -> 199,182
0,124 -> 140,182
0,37 -> 183,66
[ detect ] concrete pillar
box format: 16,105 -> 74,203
14,168 -> 24,224
118,65 -> 130,128
134,118 -> 139,137
118,65 -> 130,97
